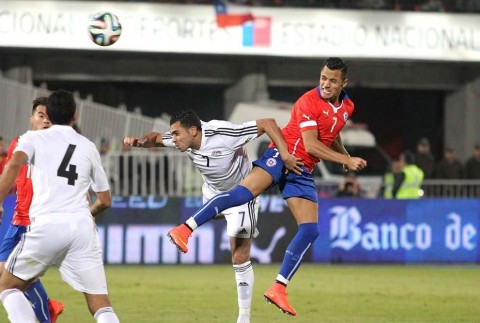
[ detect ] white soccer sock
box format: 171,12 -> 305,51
94,306 -> 120,323
233,261 -> 254,312
0,288 -> 36,323
275,274 -> 289,286
186,217 -> 198,230
237,307 -> 251,323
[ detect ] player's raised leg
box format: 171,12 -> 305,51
167,185 -> 255,253
168,167 -> 273,253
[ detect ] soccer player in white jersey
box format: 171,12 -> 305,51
124,110 -> 302,323
0,90 -> 120,323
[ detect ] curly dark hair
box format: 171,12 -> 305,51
169,110 -> 202,130
32,97 -> 48,114
322,57 -> 348,80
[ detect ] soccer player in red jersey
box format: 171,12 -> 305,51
0,97 -> 64,322
168,57 -> 367,316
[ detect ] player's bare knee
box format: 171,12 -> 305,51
232,252 -> 250,265
231,245 -> 251,265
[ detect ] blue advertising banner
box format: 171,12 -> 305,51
312,198 -> 480,263
0,195 -> 478,264
94,194 -> 297,265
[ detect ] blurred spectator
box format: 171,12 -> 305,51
391,151 -> 424,199
382,159 -> 402,198
414,137 -> 435,179
464,144 -> 480,179
99,137 -> 111,156
336,172 -> 363,197
434,148 -> 464,179
0,136 -> 7,175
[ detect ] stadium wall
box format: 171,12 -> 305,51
1,195 -> 478,264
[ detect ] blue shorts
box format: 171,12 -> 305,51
253,148 -> 318,203
0,225 -> 27,262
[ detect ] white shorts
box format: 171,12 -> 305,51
203,185 -> 260,239
6,212 -> 108,295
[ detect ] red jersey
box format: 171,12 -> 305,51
5,137 -> 32,226
272,87 -> 354,173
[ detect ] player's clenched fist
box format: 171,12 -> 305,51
123,132 -> 159,148
345,157 -> 367,172
123,136 -> 139,147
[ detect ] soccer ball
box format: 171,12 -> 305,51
88,12 -> 122,46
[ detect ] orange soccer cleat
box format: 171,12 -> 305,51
48,299 -> 65,323
167,224 -> 192,253
263,284 -> 297,316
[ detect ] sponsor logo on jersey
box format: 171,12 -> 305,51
212,150 -> 222,157
266,157 -> 276,167
323,110 -> 329,116
302,114 -> 311,120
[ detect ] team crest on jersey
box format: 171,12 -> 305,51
343,112 -> 348,121
212,150 -> 221,157
266,158 -> 277,167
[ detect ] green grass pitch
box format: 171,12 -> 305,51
1,264 -> 479,322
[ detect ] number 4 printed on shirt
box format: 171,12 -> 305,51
57,144 -> 79,185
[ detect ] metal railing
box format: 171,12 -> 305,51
103,150 -> 480,198
421,179 -> 480,198
0,75 -> 170,150
103,150 -> 204,197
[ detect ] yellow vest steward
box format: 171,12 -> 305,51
396,165 -> 424,199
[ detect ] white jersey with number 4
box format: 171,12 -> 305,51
15,125 -> 110,218
162,120 -> 259,194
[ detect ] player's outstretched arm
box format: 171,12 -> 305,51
89,190 -> 112,217
303,130 -> 367,172
0,151 -> 27,223
123,132 -> 165,148
256,118 -> 303,175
